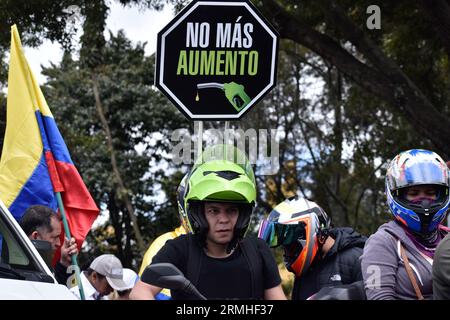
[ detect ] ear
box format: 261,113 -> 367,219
30,231 -> 40,240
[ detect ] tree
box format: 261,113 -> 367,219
3,0 -> 448,266
42,31 -> 188,267
0,0 -> 189,267
256,0 -> 450,158
237,37 -> 432,235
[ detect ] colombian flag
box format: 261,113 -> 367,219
0,25 -> 99,255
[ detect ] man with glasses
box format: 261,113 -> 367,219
258,196 -> 367,300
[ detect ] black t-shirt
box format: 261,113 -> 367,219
142,235 -> 281,300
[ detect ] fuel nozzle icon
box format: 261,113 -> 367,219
197,82 -> 251,112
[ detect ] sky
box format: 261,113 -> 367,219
24,2 -> 175,84
16,3 -> 175,228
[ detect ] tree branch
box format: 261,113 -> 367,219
92,74 -> 146,252
259,0 -> 391,99
259,0 -> 450,157
324,0 -> 450,156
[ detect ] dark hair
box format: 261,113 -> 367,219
117,289 -> 131,297
19,205 -> 59,236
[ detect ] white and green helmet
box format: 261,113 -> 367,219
183,145 -> 257,242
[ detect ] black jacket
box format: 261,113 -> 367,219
291,227 -> 367,300
54,261 -> 71,285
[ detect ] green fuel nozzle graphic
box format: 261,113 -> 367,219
196,82 -> 251,112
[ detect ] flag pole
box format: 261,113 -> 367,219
55,192 -> 85,300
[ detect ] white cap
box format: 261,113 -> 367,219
90,254 -> 128,291
121,268 -> 139,291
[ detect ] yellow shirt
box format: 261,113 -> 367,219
138,226 -> 186,298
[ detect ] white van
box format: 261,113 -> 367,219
0,200 -> 76,299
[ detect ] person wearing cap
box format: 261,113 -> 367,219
69,254 -> 129,300
110,268 -> 139,300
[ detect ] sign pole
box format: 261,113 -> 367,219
224,121 -> 230,159
196,121 -> 203,163
224,121 -> 229,145
155,0 -> 279,170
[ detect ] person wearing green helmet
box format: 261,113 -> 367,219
131,145 -> 286,300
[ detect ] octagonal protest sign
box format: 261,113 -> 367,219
155,0 -> 279,120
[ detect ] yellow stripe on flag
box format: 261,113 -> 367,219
0,25 -> 49,207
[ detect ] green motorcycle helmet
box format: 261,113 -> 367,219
184,145 -> 256,248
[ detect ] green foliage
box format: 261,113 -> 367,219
240,38 -> 437,236
1,0 -> 449,271
42,31 -> 188,267
0,0 -> 85,90
0,0 -> 80,50
152,170 -> 187,235
79,1 -> 108,69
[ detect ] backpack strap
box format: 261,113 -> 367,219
399,243 -> 425,300
186,234 -> 203,288
385,229 -> 425,300
240,236 -> 264,299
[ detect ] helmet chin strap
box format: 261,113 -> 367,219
226,204 -> 252,253
318,234 -> 327,246
317,228 -> 330,246
397,213 -> 438,244
416,199 -> 442,240
316,231 -> 329,260
226,236 -> 239,254
227,224 -> 245,254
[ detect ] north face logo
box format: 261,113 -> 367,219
330,274 -> 342,281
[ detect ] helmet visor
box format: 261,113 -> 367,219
258,219 -> 306,248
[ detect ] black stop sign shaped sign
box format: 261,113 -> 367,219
156,0 -> 278,120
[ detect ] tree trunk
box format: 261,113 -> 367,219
108,193 -> 124,262
91,74 -> 146,252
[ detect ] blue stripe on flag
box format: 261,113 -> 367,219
35,111 -> 73,164
9,153 -> 57,220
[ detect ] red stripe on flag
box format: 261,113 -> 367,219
51,160 -> 99,266
45,151 -> 64,192
56,159 -> 99,236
